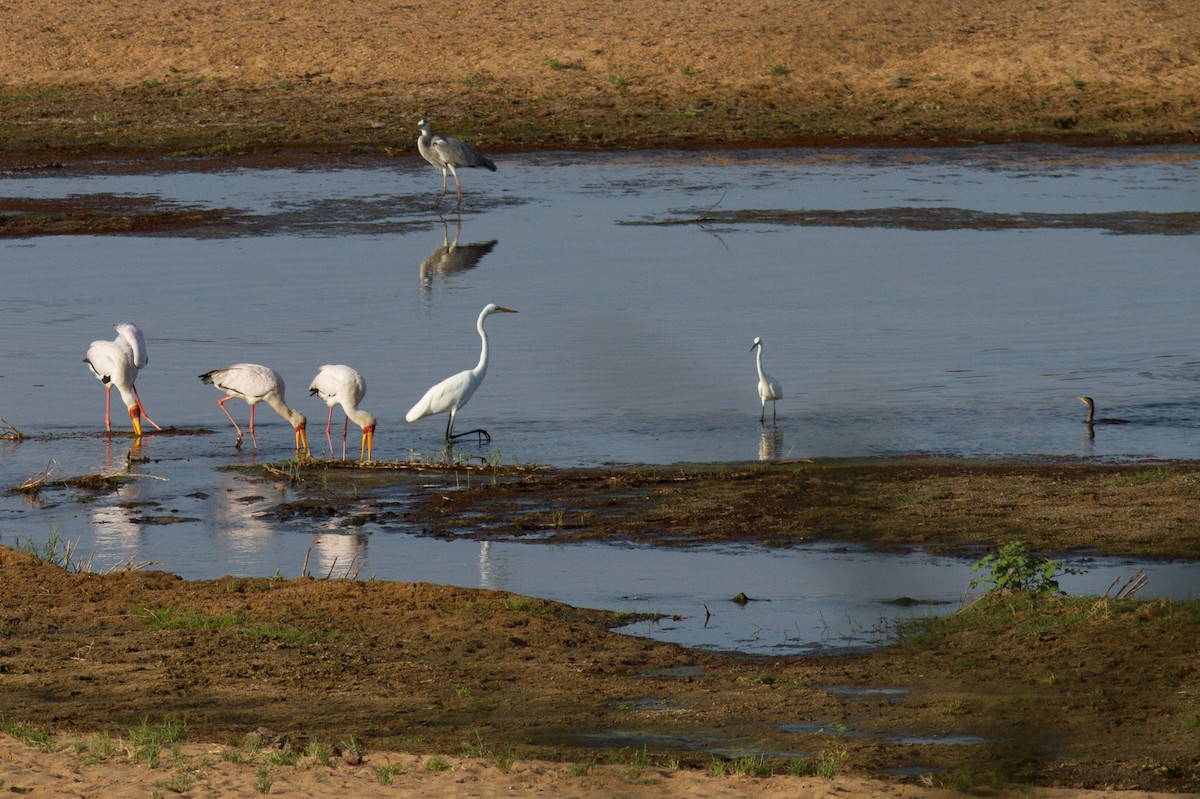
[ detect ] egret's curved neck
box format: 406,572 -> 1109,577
755,345 -> 766,380
474,309 -> 491,379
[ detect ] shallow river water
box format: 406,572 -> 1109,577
1,145 -> 1197,654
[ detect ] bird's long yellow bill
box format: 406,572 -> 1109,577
361,427 -> 375,462
129,407 -> 143,437
295,425 -> 309,456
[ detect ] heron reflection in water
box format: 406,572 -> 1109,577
758,424 -> 784,461
420,216 -> 498,295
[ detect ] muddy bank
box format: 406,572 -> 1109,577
0,543 -> 1197,794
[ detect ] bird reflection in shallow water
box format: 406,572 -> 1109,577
420,215 -> 498,295
758,423 -> 784,461
310,532 -> 368,579
1077,396 -> 1131,440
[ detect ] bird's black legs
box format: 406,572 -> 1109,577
449,428 -> 492,445
444,413 -> 491,444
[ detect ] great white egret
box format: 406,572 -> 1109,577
199,363 -> 308,453
83,322 -> 162,436
751,336 -> 783,423
1077,396 -> 1129,425
406,303 -> 518,443
416,119 -> 497,208
309,364 -> 376,461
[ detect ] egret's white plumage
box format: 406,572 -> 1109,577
83,322 -> 161,436
406,303 -> 518,442
751,336 -> 783,423
416,119 -> 497,208
309,364 -> 376,461
199,363 -> 308,453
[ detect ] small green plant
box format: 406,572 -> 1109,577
544,56 -> 563,70
1066,70 -> 1085,90
707,758 -> 728,776
770,63 -> 789,76
373,763 -> 407,784
425,756 -> 451,771
254,765 -> 273,793
461,731 -> 492,758
571,755 -> 597,776
220,748 -> 246,764
77,731 -> 119,764
1,719 -> 54,752
732,754 -> 771,776
265,746 -> 301,766
153,770 -> 194,793
680,65 -> 694,76
608,74 -> 627,91
126,718 -> 187,767
340,735 -> 364,761
303,741 -> 334,766
893,74 -> 911,87
816,742 -> 847,778
462,73 -> 480,88
969,541 -> 1085,596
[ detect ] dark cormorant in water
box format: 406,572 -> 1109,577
1077,396 -> 1129,425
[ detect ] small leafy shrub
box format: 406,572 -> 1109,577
970,541 -> 1085,596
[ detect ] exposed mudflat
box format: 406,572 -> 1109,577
2,461 -> 1198,796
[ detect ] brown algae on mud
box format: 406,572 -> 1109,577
256,457 -> 1200,558
0,195 -> 231,237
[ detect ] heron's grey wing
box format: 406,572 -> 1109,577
431,135 -> 497,170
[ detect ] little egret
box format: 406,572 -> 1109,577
199,363 -> 308,453
309,364 -> 376,461
751,336 -> 783,423
1077,396 -> 1129,425
83,322 -> 162,436
416,119 -> 496,208
406,303 -> 518,443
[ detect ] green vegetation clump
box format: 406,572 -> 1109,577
969,540 -> 1085,596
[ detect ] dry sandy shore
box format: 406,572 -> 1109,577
0,0 -> 1197,159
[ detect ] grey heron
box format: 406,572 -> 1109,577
416,119 -> 497,208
